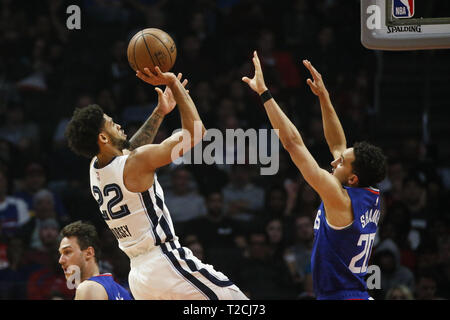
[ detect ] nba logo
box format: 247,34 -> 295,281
393,0 -> 414,18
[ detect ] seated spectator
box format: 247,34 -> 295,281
401,174 -> 428,233
187,191 -> 241,250
414,270 -> 445,300
0,237 -> 28,299
22,219 -> 60,269
371,238 -> 415,300
284,215 -> 314,294
385,285 -> 414,300
121,84 -> 157,126
265,217 -> 286,261
52,94 -> 94,148
14,162 -> 68,222
186,191 -> 245,281
26,249 -> 74,300
0,103 -> 40,155
222,164 -> 265,222
0,167 -> 30,238
20,189 -> 60,249
261,186 -> 288,220
236,230 -> 297,299
164,166 -> 207,234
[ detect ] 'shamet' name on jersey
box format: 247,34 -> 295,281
110,225 -> 132,239
360,208 -> 381,228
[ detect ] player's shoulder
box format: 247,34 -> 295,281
75,279 -> 108,300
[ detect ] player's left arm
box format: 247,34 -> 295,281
74,281 -> 108,300
128,73 -> 189,150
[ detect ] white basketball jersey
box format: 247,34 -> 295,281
89,155 -> 178,258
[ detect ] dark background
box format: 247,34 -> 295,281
0,0 -> 449,300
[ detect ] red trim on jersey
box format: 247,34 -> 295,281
94,273 -> 112,277
365,188 -> 379,195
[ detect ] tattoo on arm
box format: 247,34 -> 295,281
128,111 -> 164,150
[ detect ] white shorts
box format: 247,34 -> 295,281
128,241 -> 248,300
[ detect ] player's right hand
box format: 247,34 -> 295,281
136,66 -> 177,86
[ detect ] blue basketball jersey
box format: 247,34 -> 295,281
87,274 -> 133,300
311,186 -> 381,300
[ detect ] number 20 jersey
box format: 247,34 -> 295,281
311,186 -> 381,300
89,155 -> 178,259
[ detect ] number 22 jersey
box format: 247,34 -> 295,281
89,155 -> 178,259
311,186 -> 381,300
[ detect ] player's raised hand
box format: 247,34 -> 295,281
303,60 -> 328,97
155,73 -> 189,116
136,66 -> 177,86
242,50 -> 268,95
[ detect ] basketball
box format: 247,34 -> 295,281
127,28 -> 177,73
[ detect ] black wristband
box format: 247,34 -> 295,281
260,89 -> 272,104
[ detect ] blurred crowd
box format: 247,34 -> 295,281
0,0 -> 449,300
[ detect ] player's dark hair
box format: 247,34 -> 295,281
65,104 -> 105,158
60,221 -> 101,263
352,141 -> 387,188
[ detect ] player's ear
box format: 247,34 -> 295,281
84,246 -> 95,260
348,174 -> 359,187
98,132 -> 109,145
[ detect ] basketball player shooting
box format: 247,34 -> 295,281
243,51 -> 387,300
65,67 -> 248,300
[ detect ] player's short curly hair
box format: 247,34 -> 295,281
60,220 -> 101,263
352,141 -> 387,188
65,104 -> 104,158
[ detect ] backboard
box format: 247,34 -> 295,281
361,0 -> 450,50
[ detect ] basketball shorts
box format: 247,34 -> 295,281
128,240 -> 248,300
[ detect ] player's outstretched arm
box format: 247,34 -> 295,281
128,72 -> 189,150
303,60 -> 346,160
136,67 -> 206,147
242,51 -> 346,209
125,68 -> 206,192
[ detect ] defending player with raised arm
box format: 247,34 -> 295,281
58,221 -> 133,300
243,51 -> 387,300
65,67 -> 248,300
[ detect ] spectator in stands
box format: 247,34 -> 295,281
414,270 -> 444,300
284,215 -> 314,296
0,167 -> 30,238
164,166 -> 207,235
265,217 -> 286,261
0,237 -> 28,299
14,162 -> 68,222
20,189 -> 60,249
236,230 -> 297,299
0,103 -> 40,156
385,285 -> 414,300
22,219 -> 60,268
223,164 -> 265,222
372,238 -> 415,300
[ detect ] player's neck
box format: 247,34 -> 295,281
97,148 -> 122,168
82,263 -> 100,282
